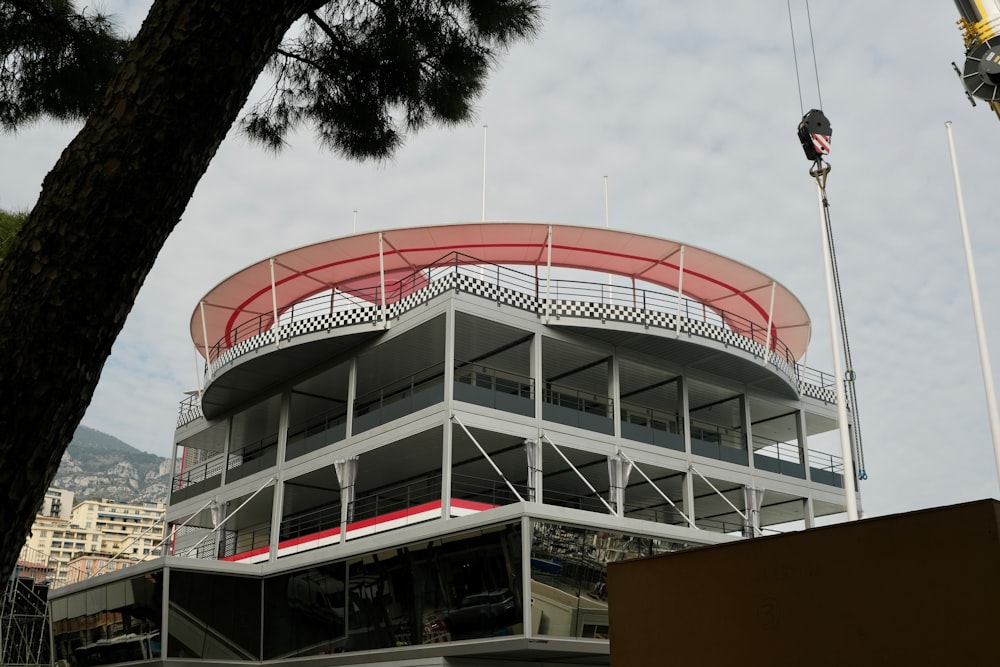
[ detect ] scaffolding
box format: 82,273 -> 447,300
1,546 -> 52,667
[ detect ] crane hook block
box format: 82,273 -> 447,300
797,109 -> 832,161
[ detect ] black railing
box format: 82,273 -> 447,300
542,382 -> 614,434
452,472 -> 528,506
689,417 -> 747,465
220,524 -> 270,560
752,436 -> 806,479
226,433 -> 279,482
619,404 -> 683,450
199,252 -> 813,380
280,503 -> 342,542
285,405 -> 348,460
352,362 -> 445,434
453,362 -> 534,415
348,476 -> 442,527
187,253 -> 853,419
170,454 -> 224,502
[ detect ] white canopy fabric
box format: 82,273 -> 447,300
190,222 -> 811,360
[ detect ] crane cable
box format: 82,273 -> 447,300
786,0 -> 824,115
810,164 -> 867,481
790,0 -> 868,481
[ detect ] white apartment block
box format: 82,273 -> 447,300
21,515 -> 102,586
38,487 -> 74,521
21,496 -> 166,588
70,498 -> 166,560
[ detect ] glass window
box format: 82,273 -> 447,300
530,520 -> 693,639
263,563 -> 347,659
168,570 -> 261,660
53,572 -> 163,665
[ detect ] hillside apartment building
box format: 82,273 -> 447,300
20,494 -> 166,587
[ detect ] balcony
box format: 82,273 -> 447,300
191,256 -> 837,407
454,362 -> 534,416
352,363 -> 445,435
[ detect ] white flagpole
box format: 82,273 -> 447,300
945,121 -> 1000,491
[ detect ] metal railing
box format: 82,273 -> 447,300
226,433 -> 279,482
454,362 -> 534,398
689,417 -> 744,449
452,472 -> 528,507
280,503 -> 342,542
808,449 -> 845,488
348,477 -> 442,527
183,253 -> 844,418
220,525 -> 270,560
170,454 -> 224,496
285,405 -> 348,460
543,383 -> 613,416
753,437 -> 802,464
752,436 -> 806,479
352,362 -> 445,433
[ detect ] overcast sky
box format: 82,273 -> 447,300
2,2 -> 998,519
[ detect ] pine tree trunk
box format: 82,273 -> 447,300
0,0 -> 321,579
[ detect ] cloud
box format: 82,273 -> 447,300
2,1 -> 998,517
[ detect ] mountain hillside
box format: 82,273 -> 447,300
52,425 -> 171,505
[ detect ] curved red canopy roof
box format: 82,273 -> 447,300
190,222 -> 812,359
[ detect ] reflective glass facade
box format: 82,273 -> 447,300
52,571 -> 163,666
167,571 -> 261,660
263,523 -> 522,658
530,520 -> 690,639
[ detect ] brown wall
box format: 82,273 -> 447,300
608,499 -> 1000,665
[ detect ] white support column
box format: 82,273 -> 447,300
268,390 -> 291,559
544,226 -> 553,323
199,301 -> 212,380
268,478 -> 284,561
442,304 -> 456,519
378,232 -> 388,329
442,419 -> 454,519
521,516 -> 533,639
683,470 -> 696,528
269,258 -> 280,349
680,374 -> 692,456
191,350 -> 203,399
742,486 -> 764,538
796,409 -> 811,482
345,356 -> 357,438
220,416 -> 233,485
803,497 -> 816,529
742,392 -> 754,468
763,281 -> 776,362
674,245 -> 686,336
610,352 -> 621,442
